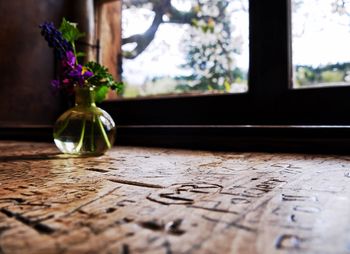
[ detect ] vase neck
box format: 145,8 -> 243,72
75,87 -> 96,107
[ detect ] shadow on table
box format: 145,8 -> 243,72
0,153 -> 83,162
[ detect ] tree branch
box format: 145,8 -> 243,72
122,9 -> 164,59
122,0 -> 198,59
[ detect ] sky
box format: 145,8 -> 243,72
292,0 -> 350,67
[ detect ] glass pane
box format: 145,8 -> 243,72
121,0 -> 249,98
292,0 -> 350,88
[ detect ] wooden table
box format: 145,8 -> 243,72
0,141 -> 349,254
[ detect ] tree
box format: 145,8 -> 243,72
332,0 -> 350,16
177,0 -> 245,91
122,0 -> 248,93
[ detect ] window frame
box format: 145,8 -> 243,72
103,0 -> 350,127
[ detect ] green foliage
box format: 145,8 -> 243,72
94,86 -> 109,104
85,62 -> 123,102
295,63 -> 350,86
296,67 -> 315,85
59,18 -> 86,59
59,18 -> 85,44
321,71 -> 343,83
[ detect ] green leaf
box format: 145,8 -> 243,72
59,17 -> 85,44
84,61 -> 124,102
94,86 -> 109,103
111,81 -> 124,93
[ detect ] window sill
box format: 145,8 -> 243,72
116,125 -> 350,154
2,125 -> 350,154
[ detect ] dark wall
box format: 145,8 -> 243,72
0,0 -> 70,126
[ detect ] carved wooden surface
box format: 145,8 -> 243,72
0,141 -> 350,254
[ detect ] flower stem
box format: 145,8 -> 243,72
97,117 -> 111,149
53,113 -> 71,139
90,115 -> 95,152
75,118 -> 86,153
72,43 -> 78,65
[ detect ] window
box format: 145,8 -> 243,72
292,0 -> 350,88
121,0 -> 249,98
97,0 -> 350,149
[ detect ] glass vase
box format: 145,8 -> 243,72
53,86 -> 116,156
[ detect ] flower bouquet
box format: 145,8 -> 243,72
40,18 -> 123,156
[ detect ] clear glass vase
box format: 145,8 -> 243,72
53,86 -> 116,156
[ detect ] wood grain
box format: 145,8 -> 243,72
0,141 -> 350,253
97,0 -> 121,79
97,0 -> 122,100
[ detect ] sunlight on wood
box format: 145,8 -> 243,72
0,141 -> 349,253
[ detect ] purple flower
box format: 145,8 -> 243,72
83,69 -> 93,79
68,65 -> 93,87
68,65 -> 83,84
42,22 -> 94,93
52,53 -> 94,92
65,51 -> 76,67
39,22 -> 72,60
